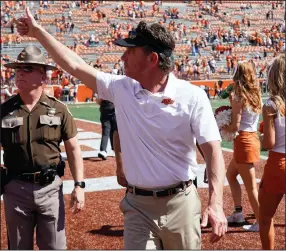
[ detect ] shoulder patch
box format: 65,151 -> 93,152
46,94 -> 73,116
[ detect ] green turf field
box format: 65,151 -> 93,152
68,103 -> 100,122
68,98 -> 267,156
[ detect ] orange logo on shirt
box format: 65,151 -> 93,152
161,98 -> 174,105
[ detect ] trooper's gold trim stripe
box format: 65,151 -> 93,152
46,94 -> 73,116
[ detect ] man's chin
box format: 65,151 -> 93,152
16,85 -> 40,92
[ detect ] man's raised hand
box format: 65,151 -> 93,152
15,7 -> 40,38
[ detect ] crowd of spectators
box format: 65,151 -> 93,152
1,0 -> 285,100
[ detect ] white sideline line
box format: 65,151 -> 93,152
2,163 -> 261,201
74,118 -> 101,125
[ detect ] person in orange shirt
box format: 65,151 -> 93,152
51,69 -> 58,79
202,58 -> 207,68
61,74 -> 70,87
54,86 -> 62,99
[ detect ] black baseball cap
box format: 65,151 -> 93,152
113,22 -> 174,57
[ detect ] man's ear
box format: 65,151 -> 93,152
149,52 -> 159,65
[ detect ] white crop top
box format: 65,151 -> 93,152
232,93 -> 260,132
239,107 -> 260,132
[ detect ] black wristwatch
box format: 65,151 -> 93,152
74,181 -> 85,188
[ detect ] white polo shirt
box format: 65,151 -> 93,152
96,71 -> 221,188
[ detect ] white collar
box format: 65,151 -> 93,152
134,72 -> 177,100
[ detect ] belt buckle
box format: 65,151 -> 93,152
33,172 -> 41,184
127,185 -> 135,195
153,189 -> 165,198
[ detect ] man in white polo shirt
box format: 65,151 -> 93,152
17,10 -> 227,249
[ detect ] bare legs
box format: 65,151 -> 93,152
259,187 -> 283,249
226,159 -> 260,221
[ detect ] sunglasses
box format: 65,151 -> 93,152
15,66 -> 44,73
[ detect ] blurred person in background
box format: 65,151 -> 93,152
96,97 -> 117,160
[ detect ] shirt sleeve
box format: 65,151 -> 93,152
96,71 -> 126,103
190,89 -> 221,144
61,106 -> 78,141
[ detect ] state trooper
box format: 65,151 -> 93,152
1,45 -> 85,250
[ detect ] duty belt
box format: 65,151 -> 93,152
14,169 -> 57,185
127,180 -> 192,198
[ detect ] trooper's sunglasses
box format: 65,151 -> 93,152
15,66 -> 44,73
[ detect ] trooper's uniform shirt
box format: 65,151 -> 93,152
1,92 -> 77,175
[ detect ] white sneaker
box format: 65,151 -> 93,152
243,223 -> 259,232
98,151 -> 107,160
227,212 -> 245,223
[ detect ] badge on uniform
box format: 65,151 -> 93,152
47,108 -> 56,117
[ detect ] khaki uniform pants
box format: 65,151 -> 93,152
3,175 -> 66,250
120,183 -> 201,250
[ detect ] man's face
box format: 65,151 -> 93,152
121,47 -> 151,81
15,65 -> 46,91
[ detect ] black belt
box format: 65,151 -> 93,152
13,169 -> 57,185
127,180 -> 192,198
14,172 -> 42,183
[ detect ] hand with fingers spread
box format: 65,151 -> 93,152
15,7 -> 40,37
70,187 -> 85,214
201,204 -> 228,243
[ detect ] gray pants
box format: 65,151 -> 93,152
3,175 -> 66,250
120,183 -> 201,250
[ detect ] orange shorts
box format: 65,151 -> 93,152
260,151 -> 285,194
234,131 -> 260,164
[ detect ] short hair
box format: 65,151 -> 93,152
136,21 -> 175,73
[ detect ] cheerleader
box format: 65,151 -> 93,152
259,54 -> 285,249
222,61 -> 262,232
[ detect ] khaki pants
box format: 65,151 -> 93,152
120,183 -> 201,250
3,175 -> 66,250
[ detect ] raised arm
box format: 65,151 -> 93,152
16,8 -> 98,93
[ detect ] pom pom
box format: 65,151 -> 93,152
214,106 -> 236,141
